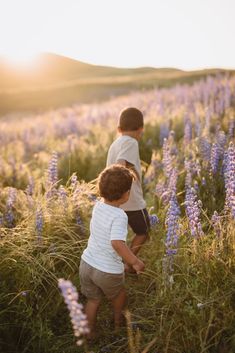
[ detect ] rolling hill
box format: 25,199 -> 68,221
0,53 -> 234,115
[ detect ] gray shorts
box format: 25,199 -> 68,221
79,259 -> 125,300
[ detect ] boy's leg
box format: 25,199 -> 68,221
79,260 -> 102,338
111,288 -> 127,329
126,209 -> 150,256
130,234 -> 148,255
85,298 -> 101,338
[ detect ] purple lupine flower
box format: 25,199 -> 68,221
185,186 -> 204,237
5,208 -> 14,228
5,187 -> 17,228
228,118 -> 235,139
6,187 -> 17,208
222,150 -> 228,179
0,213 -> 3,226
162,167 -> 178,205
58,185 -> 68,209
164,194 -> 181,279
210,143 -> 221,174
224,83 -> 231,110
184,160 -> 193,188
205,107 -> 211,132
58,278 -> 89,346
70,174 -> 78,190
195,113 -> 201,137
211,211 -> 221,237
217,130 -> 227,151
162,138 -> 173,178
149,214 -> 159,227
184,116 -> 192,145
160,124 -> 169,146
46,152 -> 58,198
168,130 -> 178,156
165,196 -> 180,256
224,142 -> 235,218
199,137 -> 211,163
47,151 -> 58,185
35,208 -> 43,242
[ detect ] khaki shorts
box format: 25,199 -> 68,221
79,259 -> 125,300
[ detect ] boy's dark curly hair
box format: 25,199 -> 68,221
98,165 -> 133,201
118,107 -> 144,131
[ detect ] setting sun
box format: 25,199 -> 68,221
3,49 -> 40,67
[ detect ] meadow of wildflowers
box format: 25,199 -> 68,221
0,74 -> 234,353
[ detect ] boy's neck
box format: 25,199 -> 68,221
119,129 -> 143,141
103,199 -> 121,208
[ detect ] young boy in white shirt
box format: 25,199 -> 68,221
106,107 -> 150,259
79,165 -> 145,339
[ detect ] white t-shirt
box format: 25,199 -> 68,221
81,201 -> 128,274
106,135 -> 146,211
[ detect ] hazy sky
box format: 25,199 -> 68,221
0,0 -> 235,69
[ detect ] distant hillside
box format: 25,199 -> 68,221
0,53 -> 234,115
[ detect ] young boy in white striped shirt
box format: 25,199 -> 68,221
79,165 -> 145,339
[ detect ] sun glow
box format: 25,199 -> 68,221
3,49 -> 40,67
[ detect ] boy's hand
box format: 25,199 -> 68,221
132,258 -> 145,274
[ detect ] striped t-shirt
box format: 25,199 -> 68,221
81,201 -> 128,274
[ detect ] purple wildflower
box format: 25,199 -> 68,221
58,185 -> 68,209
210,143 -> 221,174
47,151 -> 58,185
162,167 -> 178,205
160,124 -> 169,146
184,160 -> 193,188
6,187 -> 17,208
185,186 -> 204,237
35,208 -> 43,242
163,194 -> 181,280
217,130 -> 227,151
165,197 -> 180,256
5,188 -> 17,228
0,213 -> 3,226
58,278 -> 89,346
184,116 -> 192,145
46,152 -> 58,198
70,174 -> 78,190
205,107 -> 211,132
199,137 -> 211,163
224,142 -> 235,218
228,118 -> 235,139
149,214 -> 159,227
162,138 -> 174,178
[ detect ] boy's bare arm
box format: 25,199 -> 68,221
111,240 -> 145,273
116,159 -> 139,180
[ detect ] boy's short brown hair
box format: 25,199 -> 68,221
98,165 -> 133,201
118,107 -> 144,131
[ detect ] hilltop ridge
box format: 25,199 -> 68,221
0,52 -> 234,115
